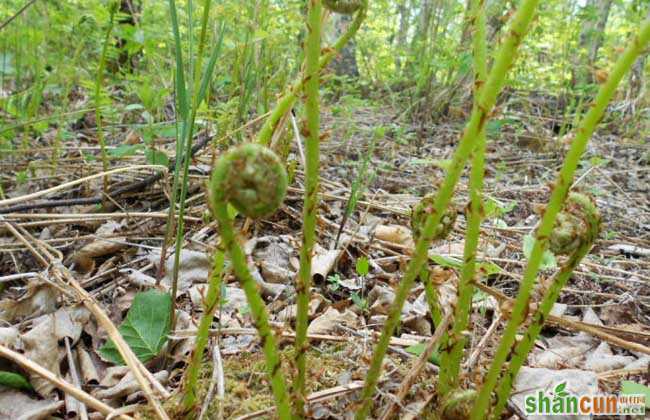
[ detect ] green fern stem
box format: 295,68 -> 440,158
256,0 -> 367,147
293,0 -> 322,417
470,17 -> 650,420
489,193 -> 600,419
437,0 -> 488,397
354,2 -> 540,418
420,267 -> 442,327
182,247 -> 225,413
94,1 -> 117,194
208,143 -> 291,420
410,194 -> 458,328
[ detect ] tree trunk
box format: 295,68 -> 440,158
326,13 -> 359,78
574,0 -> 614,86
394,0 -> 411,72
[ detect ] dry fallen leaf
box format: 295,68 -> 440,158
374,224 -> 414,248
0,388 -> 63,420
0,280 -> 58,323
308,307 -> 359,335
511,367 -> 597,420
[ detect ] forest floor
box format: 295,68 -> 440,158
0,94 -> 649,419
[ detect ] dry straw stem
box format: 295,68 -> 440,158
0,165 -> 167,208
354,0 -> 541,418
1,220 -> 170,420
378,313 -> 452,420
182,248 -> 225,412
470,17 -> 650,420
0,344 -> 133,420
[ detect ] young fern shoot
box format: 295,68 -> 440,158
208,143 -> 291,420
293,0 -> 322,416
471,18 -> 650,419
489,193 -> 601,419
354,1 -> 541,418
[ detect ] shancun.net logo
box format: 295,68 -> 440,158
525,382 -> 646,416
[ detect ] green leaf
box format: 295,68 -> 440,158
405,343 -> 440,365
144,149 -> 169,166
621,381 -> 650,408
109,144 -> 142,158
351,292 -> 368,311
99,290 -> 172,364
0,371 -> 32,391
477,261 -> 502,276
355,256 -> 369,276
124,103 -> 144,111
522,234 -> 557,270
429,254 -> 462,269
153,125 -> 179,138
554,382 -> 566,395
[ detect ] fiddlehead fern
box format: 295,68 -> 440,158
489,193 -> 600,419
323,0 -> 363,14
213,143 -> 288,219
410,193 -> 458,242
208,143 -> 291,420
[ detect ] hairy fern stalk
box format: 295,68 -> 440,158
292,0 -> 322,416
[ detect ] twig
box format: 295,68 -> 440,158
1,219 -> 170,419
465,313 -> 503,370
472,280 -> 650,355
289,109 -> 305,166
0,132 -> 212,213
198,338 -> 225,420
233,381 -> 365,420
171,327 -> 423,347
0,344 -> 133,420
0,0 -> 37,31
0,164 -> 166,208
64,337 -> 89,420
378,313 -> 452,420
0,271 -> 38,282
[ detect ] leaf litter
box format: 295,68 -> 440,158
1,100 -> 649,418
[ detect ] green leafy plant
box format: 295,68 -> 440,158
162,0 -> 225,334
326,273 -> 343,292
351,292 -> 369,313
99,290 -> 172,364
